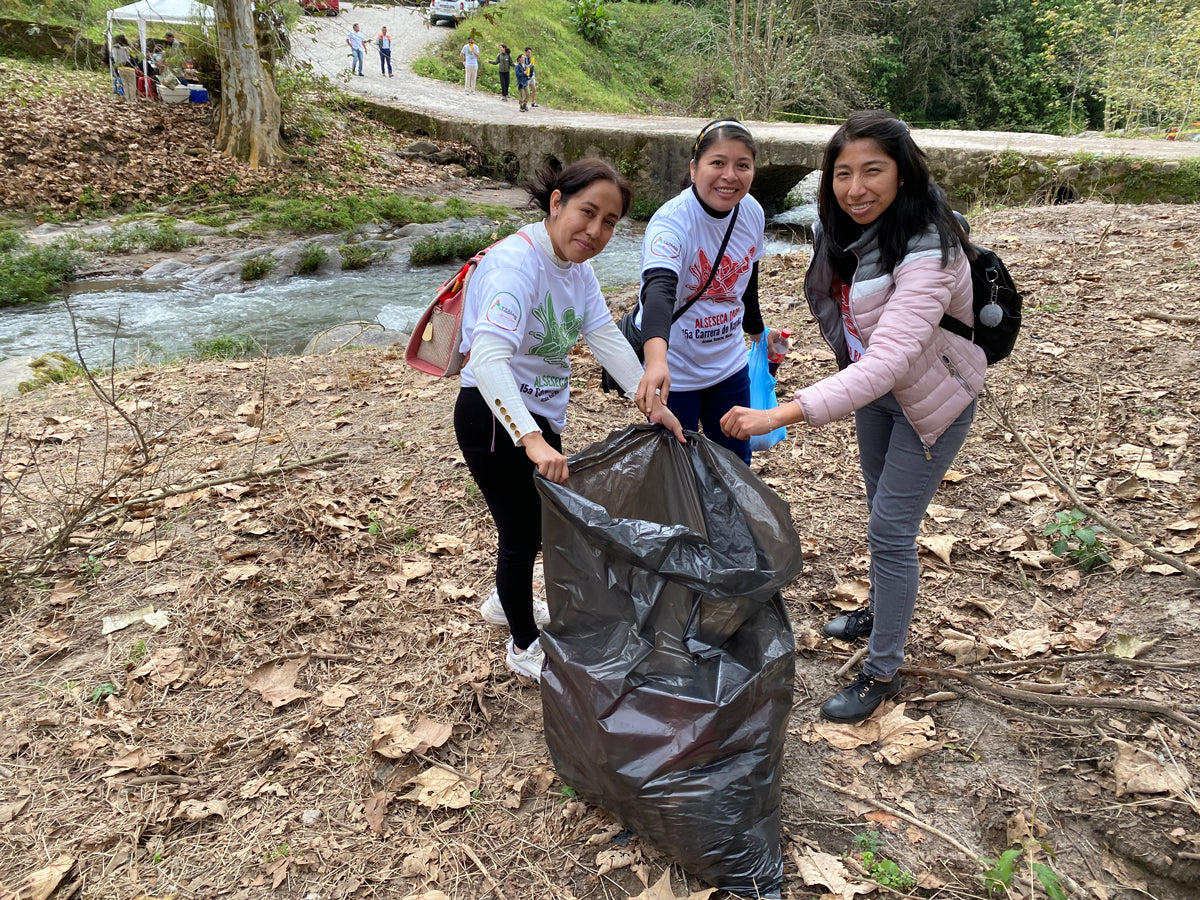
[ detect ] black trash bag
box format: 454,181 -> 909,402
535,424 -> 804,896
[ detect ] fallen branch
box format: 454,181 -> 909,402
79,451 -> 351,526
983,395 -> 1200,583
1135,310 -> 1200,325
814,778 -> 982,865
967,648 -> 1200,673
906,664 -> 1200,733
457,841 -> 511,900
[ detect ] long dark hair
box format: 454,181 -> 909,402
525,158 -> 633,218
817,110 -> 969,272
683,118 -> 756,189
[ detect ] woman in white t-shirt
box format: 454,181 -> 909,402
632,119 -> 783,464
456,158 -> 684,680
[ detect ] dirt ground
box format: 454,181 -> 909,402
0,193 -> 1198,900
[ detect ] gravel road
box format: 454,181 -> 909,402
293,2 -> 538,118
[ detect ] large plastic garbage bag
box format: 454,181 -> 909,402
535,424 -> 803,896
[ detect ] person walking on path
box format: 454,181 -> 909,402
346,23 -> 365,76
455,158 -> 684,679
632,119 -> 773,466
377,26 -> 393,77
514,50 -> 531,111
524,46 -> 538,106
720,110 -> 984,725
461,37 -> 480,94
487,43 -> 512,100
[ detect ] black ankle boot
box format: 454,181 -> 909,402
822,607 -> 874,641
820,672 -> 902,724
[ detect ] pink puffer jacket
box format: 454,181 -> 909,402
795,224 -> 986,449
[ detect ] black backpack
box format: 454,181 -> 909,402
939,245 -> 1022,365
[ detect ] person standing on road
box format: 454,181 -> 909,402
461,37 -> 480,94
524,46 -> 538,106
346,23 -> 365,77
377,26 -> 393,77
720,110 -> 983,725
487,43 -> 512,101
514,50 -> 531,111
455,158 -> 684,679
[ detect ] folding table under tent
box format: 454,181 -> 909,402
105,0 -> 215,98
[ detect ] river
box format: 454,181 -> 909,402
0,218 -> 813,368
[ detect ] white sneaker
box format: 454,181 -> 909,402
479,589 -> 550,627
506,637 -> 545,679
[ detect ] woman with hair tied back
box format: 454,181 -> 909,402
455,158 -> 684,681
721,110 -> 986,724
631,118 -> 786,465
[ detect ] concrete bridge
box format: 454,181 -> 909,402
299,8 -> 1200,212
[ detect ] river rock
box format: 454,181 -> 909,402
0,356 -> 38,398
143,258 -> 191,278
303,322 -> 408,355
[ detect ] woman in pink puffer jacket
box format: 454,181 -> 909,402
722,110 -> 986,724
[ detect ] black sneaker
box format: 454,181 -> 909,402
822,607 -> 874,641
821,673 -> 902,724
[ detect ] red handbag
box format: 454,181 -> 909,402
405,231 -> 532,377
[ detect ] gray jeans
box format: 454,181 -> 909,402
855,392 -> 975,680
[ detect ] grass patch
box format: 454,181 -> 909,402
0,232 -> 86,306
88,219 -> 196,254
297,243 -> 329,275
240,254 -> 277,281
414,0 -> 725,114
193,335 -> 259,360
339,243 -> 384,270
409,223 -> 519,266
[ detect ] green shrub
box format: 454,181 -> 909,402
409,225 -> 518,267
571,0 -> 610,45
298,243 -> 329,275
241,254 -> 276,281
0,238 -> 86,306
193,335 -> 259,360
339,243 -> 385,270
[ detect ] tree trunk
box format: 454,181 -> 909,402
213,0 -> 284,167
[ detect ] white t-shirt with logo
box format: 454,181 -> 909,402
638,189 -> 764,392
460,223 -> 611,432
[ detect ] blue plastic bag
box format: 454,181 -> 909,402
747,336 -> 786,452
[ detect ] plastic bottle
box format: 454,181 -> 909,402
767,329 -> 791,366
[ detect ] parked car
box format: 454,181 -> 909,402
428,0 -> 477,27
302,0 -> 339,15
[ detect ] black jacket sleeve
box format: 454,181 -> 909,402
639,267 -> 678,343
740,261 -> 764,336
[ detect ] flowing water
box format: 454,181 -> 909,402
0,214 -> 814,368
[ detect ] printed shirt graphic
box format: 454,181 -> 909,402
833,271 -> 865,362
639,189 -> 765,391
460,223 -> 610,431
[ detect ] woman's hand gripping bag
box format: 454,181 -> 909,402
534,425 -> 804,897
748,335 -> 786,452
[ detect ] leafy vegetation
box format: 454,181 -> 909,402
240,254 -> 276,281
982,846 -> 1067,900
338,243 -> 384,270
1044,508 -> 1111,571
569,0 -> 610,45
0,231 -> 86,306
852,832 -> 916,892
409,224 -> 520,266
297,243 -> 328,275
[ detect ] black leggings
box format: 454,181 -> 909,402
499,70 -> 510,97
454,388 -> 561,649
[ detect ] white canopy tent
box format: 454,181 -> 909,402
105,0 -> 215,94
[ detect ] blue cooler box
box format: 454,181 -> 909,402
189,85 -> 208,103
